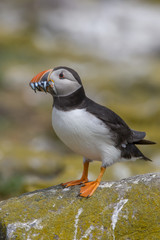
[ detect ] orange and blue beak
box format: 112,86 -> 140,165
29,69 -> 53,93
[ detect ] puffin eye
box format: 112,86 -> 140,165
59,72 -> 64,79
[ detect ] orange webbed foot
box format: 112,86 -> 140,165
79,180 -> 100,197
61,178 -> 89,187
79,167 -> 106,197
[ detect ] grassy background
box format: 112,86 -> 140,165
0,0 -> 159,200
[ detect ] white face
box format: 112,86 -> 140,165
48,68 -> 81,96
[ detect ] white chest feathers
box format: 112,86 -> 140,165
52,107 -> 115,161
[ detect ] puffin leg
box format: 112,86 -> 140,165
79,166 -> 106,197
61,161 -> 89,187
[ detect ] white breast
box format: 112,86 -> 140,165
52,107 -> 116,161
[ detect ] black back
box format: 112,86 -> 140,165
52,67 -> 151,160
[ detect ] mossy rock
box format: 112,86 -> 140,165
0,173 -> 160,239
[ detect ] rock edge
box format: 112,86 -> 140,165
0,172 -> 160,240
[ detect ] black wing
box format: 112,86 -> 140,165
84,98 -> 146,146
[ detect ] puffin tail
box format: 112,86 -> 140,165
131,130 -> 156,145
134,139 -> 156,145
133,139 -> 156,162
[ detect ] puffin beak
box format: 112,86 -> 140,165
29,69 -> 53,93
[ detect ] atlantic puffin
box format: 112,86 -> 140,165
29,66 -> 155,197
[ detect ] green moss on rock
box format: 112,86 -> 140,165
0,173 -> 160,239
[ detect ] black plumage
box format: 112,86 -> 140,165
30,66 -> 156,197
53,83 -> 155,162
33,66 -> 155,162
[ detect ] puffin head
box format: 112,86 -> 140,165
29,66 -> 83,97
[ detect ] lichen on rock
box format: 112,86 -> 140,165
0,172 -> 160,239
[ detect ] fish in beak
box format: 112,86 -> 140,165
29,69 -> 57,94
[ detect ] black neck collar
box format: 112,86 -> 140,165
53,87 -> 86,111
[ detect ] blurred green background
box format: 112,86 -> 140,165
0,0 -> 159,200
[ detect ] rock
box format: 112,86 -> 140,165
0,173 -> 160,240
